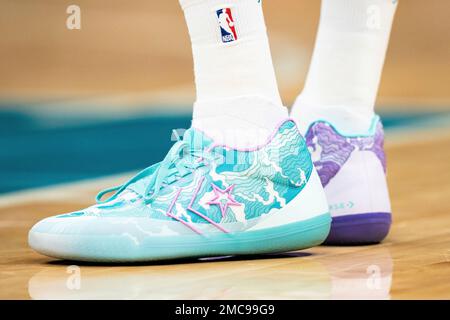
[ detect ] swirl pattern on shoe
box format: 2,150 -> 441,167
304,115 -> 391,245
29,119 -> 330,261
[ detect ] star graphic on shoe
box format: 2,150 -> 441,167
207,183 -> 241,218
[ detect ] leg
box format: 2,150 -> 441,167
291,0 -> 398,244
180,0 -> 288,148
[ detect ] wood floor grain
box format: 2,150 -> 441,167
1,133 -> 449,299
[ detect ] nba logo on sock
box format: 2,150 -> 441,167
216,8 -> 237,43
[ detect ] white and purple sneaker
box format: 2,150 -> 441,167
304,115 -> 391,244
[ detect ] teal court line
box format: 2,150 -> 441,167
0,104 -> 449,194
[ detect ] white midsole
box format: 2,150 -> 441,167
248,168 -> 329,231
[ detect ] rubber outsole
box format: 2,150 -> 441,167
324,212 -> 391,245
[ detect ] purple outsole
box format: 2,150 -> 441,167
323,212 -> 392,245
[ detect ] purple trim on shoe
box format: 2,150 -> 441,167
305,119 -> 386,187
324,212 -> 391,245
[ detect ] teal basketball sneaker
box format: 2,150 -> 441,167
29,120 -> 331,262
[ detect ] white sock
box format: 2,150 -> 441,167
179,0 -> 288,148
291,0 -> 398,134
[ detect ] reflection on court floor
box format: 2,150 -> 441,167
28,249 -> 392,300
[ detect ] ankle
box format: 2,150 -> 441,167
192,95 -> 289,148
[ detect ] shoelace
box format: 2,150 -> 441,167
96,137 -> 213,205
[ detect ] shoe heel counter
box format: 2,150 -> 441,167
305,117 -> 390,217
325,144 -> 391,218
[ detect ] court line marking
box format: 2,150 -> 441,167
0,172 -> 134,208
0,85 -> 195,118
385,125 -> 450,147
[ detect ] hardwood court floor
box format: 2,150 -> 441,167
0,131 -> 449,300
1,0 -> 449,300
1,0 -> 449,107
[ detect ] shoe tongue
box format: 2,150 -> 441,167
183,127 -> 214,152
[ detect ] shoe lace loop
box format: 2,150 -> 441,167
96,134 -> 212,204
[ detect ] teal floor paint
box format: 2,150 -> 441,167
0,107 -> 449,194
